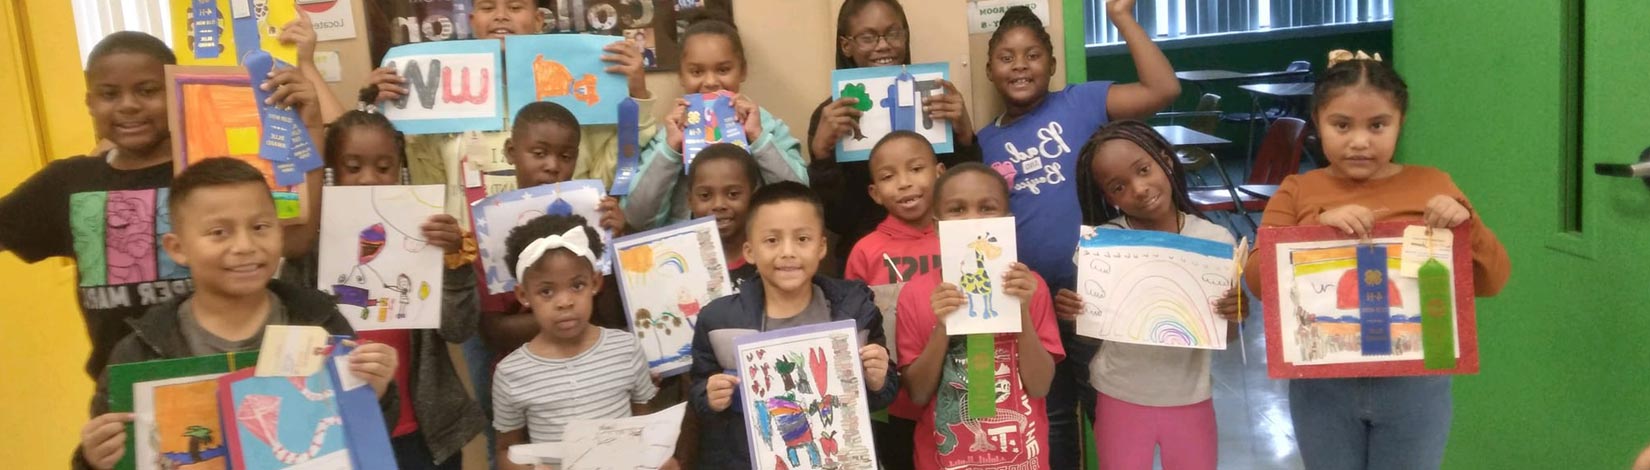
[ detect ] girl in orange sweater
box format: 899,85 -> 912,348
1243,55 -> 1510,470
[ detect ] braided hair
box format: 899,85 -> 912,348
323,85 -> 406,173
1074,120 -> 1206,226
988,6 -> 1055,71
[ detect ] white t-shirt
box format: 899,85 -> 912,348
491,328 -> 659,442
1089,214 -> 1236,407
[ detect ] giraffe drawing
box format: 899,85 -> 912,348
958,233 -> 1004,319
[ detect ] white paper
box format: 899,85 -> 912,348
255,325 -> 331,376
1074,227 -> 1232,349
1273,238 -> 1461,365
613,218 -> 732,375
938,216 -> 1022,335
471,181 -> 613,294
380,52 -> 500,121
1399,225 -> 1453,278
558,403 -> 688,470
896,77 -> 914,107
735,321 -> 879,470
318,185 -> 446,330
710,328 -> 760,369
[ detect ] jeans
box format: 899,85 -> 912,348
1048,321 -> 1099,470
391,430 -> 464,470
1289,376 -> 1453,470
461,336 -> 497,470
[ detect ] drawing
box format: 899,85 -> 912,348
470,180 -> 613,294
378,40 -> 505,134
507,403 -> 688,469
682,91 -> 749,172
221,339 -> 394,470
830,63 -> 955,162
110,352 -> 259,470
736,320 -> 877,470
1074,227 -> 1235,349
317,185 -> 445,331
1258,222 -> 1479,378
613,217 -> 731,376
939,217 -> 1021,335
504,34 -> 630,125
166,65 -> 309,223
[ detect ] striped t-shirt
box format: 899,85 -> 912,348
491,328 -> 659,442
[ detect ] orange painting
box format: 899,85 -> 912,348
532,55 -> 600,105
150,379 -> 229,470
179,82 -> 282,190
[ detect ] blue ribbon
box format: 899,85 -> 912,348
611,98 -> 641,196
1356,245 -> 1392,355
245,51 -> 319,186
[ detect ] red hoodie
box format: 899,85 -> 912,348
844,216 -> 941,286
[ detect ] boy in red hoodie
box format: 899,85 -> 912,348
842,130 -> 944,469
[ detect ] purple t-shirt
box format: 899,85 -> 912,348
976,81 -> 1113,290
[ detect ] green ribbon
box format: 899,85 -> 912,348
1419,258 -> 1456,369
966,334 -> 996,419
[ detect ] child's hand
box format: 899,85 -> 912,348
348,341 -> 398,398
80,412 -> 133,469
1001,263 -> 1038,305
420,214 -> 465,254
601,39 -> 650,99
809,97 -> 863,161
364,66 -> 408,103
263,67 -> 322,126
666,98 -> 689,152
1424,195 -> 1470,229
733,94 -> 763,139
930,283 -> 966,326
859,344 -> 889,392
923,80 -> 973,145
706,373 -> 740,412
277,10 -> 318,67
1106,0 -> 1136,20
1213,286 -> 1244,322
1054,288 -> 1083,323
598,196 -> 627,236
1318,204 -> 1376,240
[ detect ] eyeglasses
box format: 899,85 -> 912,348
846,28 -> 909,48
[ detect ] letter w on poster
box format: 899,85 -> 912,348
831,63 -> 955,162
380,40 -> 505,134
1075,226 -> 1235,349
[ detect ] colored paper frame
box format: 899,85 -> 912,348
830,62 -> 955,163
378,39 -> 506,135
504,34 -> 630,126
165,65 -> 311,224
107,352 -> 260,470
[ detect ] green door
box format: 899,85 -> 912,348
1398,1 -> 1650,467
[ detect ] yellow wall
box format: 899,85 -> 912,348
0,0 -> 97,466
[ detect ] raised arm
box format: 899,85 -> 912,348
1102,0 -> 1180,121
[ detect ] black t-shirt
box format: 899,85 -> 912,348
0,155 -> 193,378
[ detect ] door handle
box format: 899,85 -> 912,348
1594,146 -> 1650,188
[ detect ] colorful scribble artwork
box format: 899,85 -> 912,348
505,34 -> 629,125
1275,242 -> 1444,365
317,185 -> 445,330
470,180 -> 612,294
613,217 -> 731,376
1074,227 -> 1236,349
221,368 -> 351,469
938,217 -> 1021,335
735,321 -> 877,470
829,63 -> 954,162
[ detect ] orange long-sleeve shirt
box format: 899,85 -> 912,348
1242,165 -> 1511,297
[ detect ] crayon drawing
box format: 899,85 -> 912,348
166,65 -> 309,223
1074,227 -> 1234,349
830,63 -> 954,162
222,369 -> 352,469
938,217 -> 1021,335
470,180 -> 613,294
504,34 -> 629,125
613,217 -> 731,376
379,40 -> 505,134
133,374 -> 232,470
317,185 -> 446,331
735,320 -> 878,470
1271,239 -> 1460,366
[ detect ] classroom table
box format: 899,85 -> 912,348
1175,69 -> 1313,95
1239,82 -> 1316,167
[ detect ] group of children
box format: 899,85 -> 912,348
0,1 -> 1514,469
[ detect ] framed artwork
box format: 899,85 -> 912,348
166,65 -> 311,224
612,217 -> 731,376
735,320 -> 878,470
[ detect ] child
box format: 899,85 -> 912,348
1242,56 -> 1510,470
75,158 -> 400,470
896,162 -> 1062,469
688,182 -> 896,469
0,31 -> 323,382
623,12 -> 808,231
975,4 -> 1179,463
1063,120 -> 1241,470
809,0 -> 980,273
841,130 -> 945,470
686,142 -> 765,291
274,92 -> 487,470
491,214 -> 659,470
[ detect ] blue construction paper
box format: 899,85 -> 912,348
683,91 -> 748,173
244,51 -> 320,186
612,98 -> 641,195
324,337 -> 396,468
831,62 -> 954,162
469,180 -> 613,294
1077,226 -> 1234,259
379,40 -> 505,135
1356,245 -> 1393,355
503,34 -> 630,125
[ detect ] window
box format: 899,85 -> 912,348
1086,0 -> 1393,47
69,0 -> 173,68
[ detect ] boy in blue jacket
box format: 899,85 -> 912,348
688,182 -> 895,468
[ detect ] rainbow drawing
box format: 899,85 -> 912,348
1112,273 -> 1222,347
1074,227 -> 1235,350
655,250 -> 688,274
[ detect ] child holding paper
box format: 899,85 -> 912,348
1065,120 -> 1241,470
623,12 -> 809,231
685,143 -> 766,291
75,159 -> 399,470
896,163 -> 1062,470
1242,54 -> 1510,470
688,182 -> 895,469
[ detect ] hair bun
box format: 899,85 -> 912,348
356,85 -> 380,107
1000,5 -> 1044,28
682,6 -> 736,31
